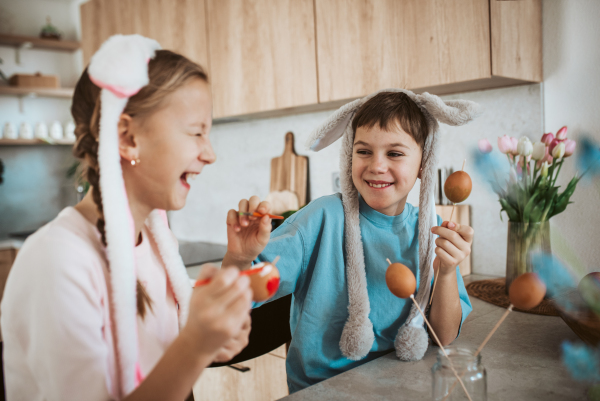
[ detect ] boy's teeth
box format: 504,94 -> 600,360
368,182 -> 391,188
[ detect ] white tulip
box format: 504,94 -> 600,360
541,161 -> 549,178
531,141 -> 546,161
517,137 -> 533,157
552,142 -> 566,160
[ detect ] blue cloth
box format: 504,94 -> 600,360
254,194 -> 472,393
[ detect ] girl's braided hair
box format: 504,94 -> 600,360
71,50 -> 208,317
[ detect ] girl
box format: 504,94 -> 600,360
1,35 -> 252,401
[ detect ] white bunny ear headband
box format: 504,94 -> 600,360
88,34 -> 192,397
307,88 -> 481,362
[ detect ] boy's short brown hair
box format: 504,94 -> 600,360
351,92 -> 429,149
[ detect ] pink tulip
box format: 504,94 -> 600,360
564,139 -> 576,157
497,135 -> 512,154
556,126 -> 568,140
541,132 -> 554,145
509,137 -> 519,156
478,139 -> 493,153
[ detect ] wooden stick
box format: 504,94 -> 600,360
410,295 -> 473,401
442,305 -> 513,401
462,159 -> 466,171
386,258 -> 392,265
475,305 -> 513,356
448,203 -> 456,223
429,265 -> 439,307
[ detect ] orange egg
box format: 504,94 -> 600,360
444,171 -> 472,203
386,262 -> 417,299
509,272 -> 546,310
249,262 -> 281,302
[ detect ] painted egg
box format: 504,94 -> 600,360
444,171 -> 472,203
509,272 -> 546,310
578,272 -> 600,313
386,262 -> 416,299
249,262 -> 281,302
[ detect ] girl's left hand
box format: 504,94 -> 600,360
431,222 -> 474,276
213,313 -> 251,363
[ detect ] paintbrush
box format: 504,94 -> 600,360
238,211 -> 284,220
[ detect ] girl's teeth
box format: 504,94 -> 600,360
368,182 -> 391,188
185,173 -> 198,184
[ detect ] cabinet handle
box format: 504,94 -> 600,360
227,364 -> 250,373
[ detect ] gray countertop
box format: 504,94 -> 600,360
280,275 -> 587,401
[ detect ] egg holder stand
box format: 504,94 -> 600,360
430,159 -> 469,307
386,259 -> 473,401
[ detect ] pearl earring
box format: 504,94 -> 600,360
131,159 -> 141,166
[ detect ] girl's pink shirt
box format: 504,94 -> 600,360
0,207 -> 180,401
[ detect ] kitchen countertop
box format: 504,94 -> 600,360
279,274 -> 587,401
0,238 -> 24,251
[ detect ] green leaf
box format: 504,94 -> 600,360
523,191 -> 540,223
500,198 -> 519,221
530,199 -> 547,222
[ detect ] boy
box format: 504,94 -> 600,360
223,90 -> 480,393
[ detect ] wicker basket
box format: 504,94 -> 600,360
555,289 -> 600,346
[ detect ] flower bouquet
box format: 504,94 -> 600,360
476,126 -> 579,289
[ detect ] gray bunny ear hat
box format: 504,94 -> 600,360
307,88 -> 481,362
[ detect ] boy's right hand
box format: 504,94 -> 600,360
182,265 -> 253,359
225,196 -> 272,268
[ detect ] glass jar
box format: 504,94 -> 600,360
505,220 -> 551,292
431,346 -> 486,401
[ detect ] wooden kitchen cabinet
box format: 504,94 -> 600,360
315,0 -> 542,103
206,0 -> 318,118
80,0 -> 209,70
0,248 -> 17,302
193,345 -> 288,401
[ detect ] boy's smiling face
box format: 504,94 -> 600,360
352,122 -> 422,216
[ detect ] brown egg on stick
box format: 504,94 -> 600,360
431,161 -> 472,308
248,261 -> 281,302
384,258 -> 473,400
444,170 -> 472,204
385,260 -> 417,299
443,272 -> 546,401
509,272 -> 546,310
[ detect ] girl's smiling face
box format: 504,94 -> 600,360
121,78 -> 215,212
352,122 -> 422,216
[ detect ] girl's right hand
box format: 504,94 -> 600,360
182,265 -> 253,358
225,196 -> 272,268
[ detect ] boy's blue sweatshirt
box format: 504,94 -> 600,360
254,194 -> 472,393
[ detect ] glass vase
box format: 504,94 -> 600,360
505,220 -> 551,293
431,346 -> 486,401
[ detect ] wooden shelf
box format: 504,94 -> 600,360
0,86 -> 73,99
0,138 -> 75,146
0,34 -> 80,52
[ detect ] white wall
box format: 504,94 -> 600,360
170,84 -> 544,277
0,0 -> 83,237
543,0 -> 600,275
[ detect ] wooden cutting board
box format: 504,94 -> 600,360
270,132 -> 308,207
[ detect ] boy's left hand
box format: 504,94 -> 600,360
431,222 -> 474,276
